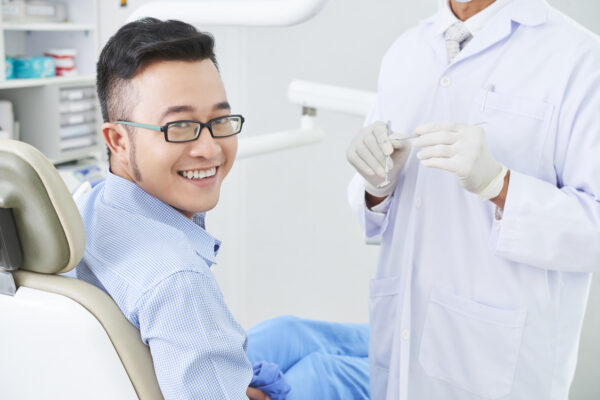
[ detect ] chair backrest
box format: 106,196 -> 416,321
0,139 -> 163,400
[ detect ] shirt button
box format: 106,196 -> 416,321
440,76 -> 451,87
401,328 -> 410,341
415,197 -> 422,208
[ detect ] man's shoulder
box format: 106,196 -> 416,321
542,6 -> 600,55
83,216 -> 207,284
77,179 -> 179,241
76,183 -> 211,293
380,15 -> 436,67
389,21 -> 431,49
77,229 -> 212,321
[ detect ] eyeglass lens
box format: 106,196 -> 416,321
167,116 -> 242,142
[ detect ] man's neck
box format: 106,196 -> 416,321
450,0 -> 496,21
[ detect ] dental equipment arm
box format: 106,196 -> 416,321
127,0 -> 328,26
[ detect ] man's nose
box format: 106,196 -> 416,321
189,126 -> 220,158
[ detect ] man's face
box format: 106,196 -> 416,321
114,59 -> 237,218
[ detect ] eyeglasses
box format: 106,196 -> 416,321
113,115 -> 245,143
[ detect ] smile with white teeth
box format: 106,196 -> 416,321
178,167 -> 217,180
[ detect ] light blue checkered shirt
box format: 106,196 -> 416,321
67,172 -> 253,399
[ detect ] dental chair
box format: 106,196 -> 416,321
0,139 -> 163,400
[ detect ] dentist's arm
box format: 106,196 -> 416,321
490,169 -> 510,211
412,114 -> 600,272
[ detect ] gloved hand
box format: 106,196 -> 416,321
346,121 -> 412,197
413,122 -> 507,199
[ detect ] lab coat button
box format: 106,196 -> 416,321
401,328 -> 410,341
440,76 -> 451,87
415,197 -> 422,208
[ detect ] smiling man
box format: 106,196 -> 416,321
67,18 -> 267,399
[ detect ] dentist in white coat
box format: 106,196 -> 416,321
346,0 -> 600,398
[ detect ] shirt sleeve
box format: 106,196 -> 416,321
491,43 -> 600,272
136,270 -> 253,400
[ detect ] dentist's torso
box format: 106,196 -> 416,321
366,1 -> 599,399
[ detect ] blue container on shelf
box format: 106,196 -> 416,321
5,58 -> 15,80
14,57 -> 56,79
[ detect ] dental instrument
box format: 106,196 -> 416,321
389,132 -> 419,143
377,121 -> 392,188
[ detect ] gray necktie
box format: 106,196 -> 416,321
445,21 -> 472,62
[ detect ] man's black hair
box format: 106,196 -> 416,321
96,18 -> 218,159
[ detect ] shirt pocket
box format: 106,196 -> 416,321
470,88 -> 554,176
369,275 -> 402,370
419,288 -> 527,399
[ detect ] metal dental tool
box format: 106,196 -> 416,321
385,121 -> 486,145
377,121 -> 393,188
389,132 -> 419,143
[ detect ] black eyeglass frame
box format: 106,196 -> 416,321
113,114 -> 245,143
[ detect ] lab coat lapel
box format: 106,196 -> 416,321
453,6 -> 513,65
449,0 -> 549,66
420,12 -> 448,65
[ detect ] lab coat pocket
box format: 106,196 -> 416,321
472,88 -> 554,176
419,288 -> 527,399
369,275 -> 402,370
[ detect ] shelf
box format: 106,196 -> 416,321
0,75 -> 95,89
50,144 -> 104,165
1,22 -> 95,32
0,0 -> 101,164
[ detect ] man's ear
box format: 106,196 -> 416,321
102,122 -> 130,166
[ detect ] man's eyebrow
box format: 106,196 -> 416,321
214,101 -> 231,111
159,102 -> 231,121
160,105 -> 195,121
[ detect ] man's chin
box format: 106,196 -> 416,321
174,199 -> 219,218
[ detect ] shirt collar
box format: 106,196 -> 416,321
102,171 -> 221,263
437,0 -> 513,36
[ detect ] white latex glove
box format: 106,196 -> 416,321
413,122 -> 507,199
346,121 -> 412,197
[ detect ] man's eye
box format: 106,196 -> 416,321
171,122 -> 192,129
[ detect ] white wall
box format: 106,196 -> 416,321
97,5 -> 600,395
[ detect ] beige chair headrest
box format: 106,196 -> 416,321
0,139 -> 85,274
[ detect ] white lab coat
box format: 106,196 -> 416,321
348,1 -> 600,399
